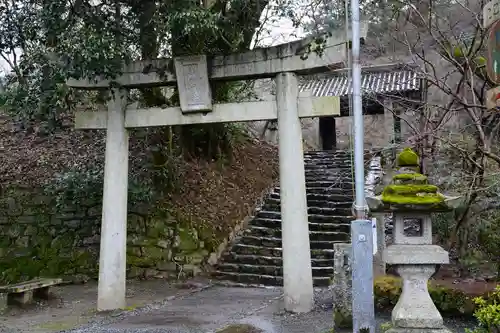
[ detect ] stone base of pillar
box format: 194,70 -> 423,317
373,214 -> 386,277
332,243 -> 352,328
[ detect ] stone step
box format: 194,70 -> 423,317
230,244 -> 283,257
304,150 -> 352,154
304,152 -> 353,158
304,158 -> 352,163
305,165 -> 353,171
303,156 -> 351,161
260,204 -> 352,217
212,271 -> 331,287
304,170 -> 351,174
273,187 -> 353,196
310,214 -> 353,224
303,150 -> 371,157
216,263 -> 334,277
250,218 -> 351,233
305,181 -> 355,189
304,176 -> 353,182
303,160 -> 352,166
263,197 -> 352,209
304,170 -> 353,178
274,187 -> 353,195
254,211 -> 353,223
219,253 -> 335,267
304,193 -> 354,202
238,236 -> 281,248
303,158 -> 370,164
238,235 -> 345,249
308,201 -> 352,209
304,176 -> 354,183
243,226 -> 349,242
269,193 -> 353,204
230,244 -> 338,259
307,207 -> 352,216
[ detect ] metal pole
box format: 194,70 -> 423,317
350,0 -> 367,219
345,0 -> 353,125
349,0 -> 375,332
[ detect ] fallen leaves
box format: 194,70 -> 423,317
1,111 -> 279,245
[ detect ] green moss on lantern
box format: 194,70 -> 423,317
381,184 -> 445,205
392,173 -> 428,183
381,193 -> 446,205
397,148 -> 419,167
383,184 -> 438,195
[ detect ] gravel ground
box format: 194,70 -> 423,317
14,286 -> 472,333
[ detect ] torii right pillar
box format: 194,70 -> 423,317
367,148 -> 461,333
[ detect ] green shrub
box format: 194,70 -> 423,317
332,275 -> 489,330
44,166 -> 154,209
478,216 -> 500,277
466,286 -> 500,333
380,322 -> 392,332
374,275 -> 403,309
333,307 -> 352,329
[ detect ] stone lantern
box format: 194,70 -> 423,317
367,148 -> 461,333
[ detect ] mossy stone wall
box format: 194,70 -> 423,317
0,186 -> 218,284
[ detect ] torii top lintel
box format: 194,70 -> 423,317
66,23 -> 369,90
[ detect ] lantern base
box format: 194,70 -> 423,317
390,265 -> 449,331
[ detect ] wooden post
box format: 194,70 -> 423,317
97,88 -> 129,311
372,213 -> 386,277
393,104 -> 402,146
276,72 -> 314,313
383,98 -> 395,148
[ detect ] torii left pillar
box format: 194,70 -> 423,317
276,72 -> 314,313
98,88 -> 129,311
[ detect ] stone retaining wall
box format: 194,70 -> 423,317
0,186 -> 101,282
0,185 -> 249,284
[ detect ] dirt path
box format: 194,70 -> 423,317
0,278 -> 211,333
0,279 -> 479,333
65,286 -> 476,333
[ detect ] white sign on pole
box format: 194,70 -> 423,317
484,0 -> 500,28
372,217 -> 378,255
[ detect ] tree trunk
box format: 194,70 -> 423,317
134,0 -> 168,107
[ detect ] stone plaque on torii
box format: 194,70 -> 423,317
66,23 -> 368,313
174,55 -> 212,113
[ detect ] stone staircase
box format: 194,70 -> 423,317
213,150 -> 369,287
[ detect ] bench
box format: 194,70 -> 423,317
0,278 -> 63,311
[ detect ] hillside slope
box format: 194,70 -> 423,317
0,113 -> 278,282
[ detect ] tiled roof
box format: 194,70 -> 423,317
298,69 -> 421,97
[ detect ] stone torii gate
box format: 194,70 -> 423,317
67,34 -> 351,313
